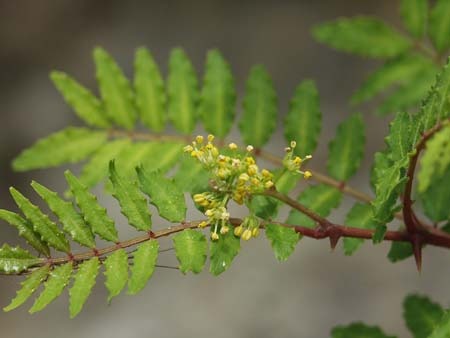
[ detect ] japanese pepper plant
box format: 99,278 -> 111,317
1,0 -> 450,336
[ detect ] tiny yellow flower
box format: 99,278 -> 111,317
303,170 -> 312,179
261,169 -> 271,178
242,229 -> 252,241
239,173 -> 250,181
205,209 -> 214,217
196,135 -> 204,144
191,150 -> 199,158
234,225 -> 243,237
248,164 -> 258,176
198,221 -> 208,228
290,141 -> 297,148
220,225 -> 229,235
211,232 -> 219,241
183,145 -> 193,153
207,134 -> 214,142
293,156 -> 302,165
246,145 -> 254,152
228,142 -> 238,150
251,228 -> 260,237
265,180 -> 274,189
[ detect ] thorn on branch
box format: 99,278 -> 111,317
412,235 -> 423,273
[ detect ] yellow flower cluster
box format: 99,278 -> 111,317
282,141 -> 313,179
233,215 -> 260,241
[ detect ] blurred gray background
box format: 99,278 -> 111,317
1,1 -> 449,337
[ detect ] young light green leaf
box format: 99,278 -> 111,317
79,139 -> 132,188
50,71 -> 110,128
428,311 -> 450,338
265,224 -> 299,262
343,203 -> 378,255
0,244 -> 41,274
128,240 -> 159,295
249,196 -> 279,221
31,181 -> 95,248
286,184 -> 342,228
94,47 -> 137,130
327,113 -> 365,181
173,156 -> 209,194
331,322 -> 397,338
173,229 -> 207,274
12,127 -> 107,172
134,47 -> 166,132
10,187 -> 70,253
351,54 -> 436,105
421,58 -> 450,131
400,0 -> 427,37
313,16 -> 410,59
69,257 -> 100,318
385,112 -> 417,163
29,263 -> 73,314
370,151 -> 392,192
137,167 -> 186,223
65,171 -> 118,243
0,210 -> 50,256
418,125 -> 450,192
209,231 -> 240,276
284,80 -> 321,157
388,241 -> 413,262
104,249 -> 128,302
167,48 -> 199,134
404,294 -> 444,338
4,265 -> 50,312
377,69 -> 436,115
109,161 -> 151,231
198,49 -> 236,138
429,0 -> 450,52
239,65 -> 277,148
420,169 -> 450,222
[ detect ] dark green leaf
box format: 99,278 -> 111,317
239,65 -> 277,148
404,294 -> 444,338
400,0 -> 427,37
199,49 -> 236,138
209,231 -> 240,276
137,167 -> 186,223
167,48 -> 199,134
128,240 -> 159,295
94,47 -> 137,129
331,322 -> 397,338
12,127 -> 107,172
313,16 -> 410,58
429,0 -> 450,52
10,188 -> 70,253
388,240 -> 413,263
420,169 -> 450,222
134,47 -> 166,132
284,80 -> 321,157
265,224 -> 299,261
173,229 -> 207,274
327,113 -> 365,181
50,71 -> 110,128
373,225 -> 387,244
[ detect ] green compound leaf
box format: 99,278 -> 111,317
199,49 -> 236,138
65,171 -> 118,243
104,249 -> 129,302
343,203 -> 378,255
418,125 -> 450,192
69,257 -> 100,318
327,113 -> 365,181
29,263 -> 73,314
428,311 -> 450,338
173,229 -> 207,274
377,69 -> 436,115
286,184 -> 342,229
0,210 -> 49,256
4,265 -> 50,312
265,223 -> 299,262
429,0 -> 450,52
404,294 -> 444,338
0,244 -> 41,274
167,48 -> 199,134
351,54 -> 436,105
173,156 -> 209,194
128,240 -> 159,295
79,139 -> 132,188
109,161 -> 151,231
421,58 -> 450,131
10,187 -> 70,253
50,71 -> 110,128
94,47 -> 137,130
12,127 -> 107,172
400,0 -> 427,38
388,236 -> 413,263
209,231 -> 240,276
134,47 -> 166,132
331,322 -> 397,338
420,169 -> 450,222
239,64 -> 277,148
31,181 -> 95,249
313,16 -> 410,59
284,80 -> 321,157
137,167 -> 186,223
